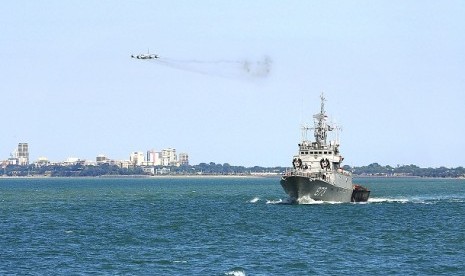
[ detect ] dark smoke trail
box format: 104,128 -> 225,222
148,56 -> 273,79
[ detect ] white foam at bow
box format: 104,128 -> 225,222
249,197 -> 260,203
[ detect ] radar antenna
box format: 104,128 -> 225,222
313,93 -> 329,146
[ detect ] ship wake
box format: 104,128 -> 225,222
265,196 -> 465,205
368,196 -> 465,204
265,196 -> 343,205
368,197 -> 409,203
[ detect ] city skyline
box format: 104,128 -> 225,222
3,142 -> 189,168
2,1 -> 464,167
3,141 -> 465,171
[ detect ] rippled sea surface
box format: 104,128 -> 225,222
1,177 -> 465,275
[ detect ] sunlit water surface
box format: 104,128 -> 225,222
1,177 -> 464,275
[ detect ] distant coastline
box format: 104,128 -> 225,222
1,162 -> 464,178
0,174 -> 275,179
1,175 -> 464,180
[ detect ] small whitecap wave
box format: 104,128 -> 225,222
266,198 -> 284,204
225,268 -> 246,276
368,197 -> 409,203
266,197 -> 296,204
249,197 -> 260,203
448,198 -> 465,203
410,196 -> 465,204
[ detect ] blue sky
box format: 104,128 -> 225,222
1,1 -> 464,167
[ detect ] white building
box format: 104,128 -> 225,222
156,167 -> 171,174
17,143 -> 29,166
9,143 -> 29,166
142,167 -> 155,175
63,157 -> 81,166
118,160 -> 133,169
161,148 -> 177,166
96,154 -> 108,164
35,157 -> 50,167
129,151 -> 145,166
7,157 -> 18,165
179,153 -> 189,166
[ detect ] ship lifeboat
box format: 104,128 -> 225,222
351,184 -> 370,202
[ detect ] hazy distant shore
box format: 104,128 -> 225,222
2,162 -> 464,178
1,174 -> 464,180
0,174 -> 279,179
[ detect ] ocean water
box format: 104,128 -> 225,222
1,177 -> 465,275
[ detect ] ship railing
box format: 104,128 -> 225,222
284,169 -> 319,178
336,168 -> 352,176
285,168 -> 352,178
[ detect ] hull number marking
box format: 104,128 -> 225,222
314,187 -> 327,197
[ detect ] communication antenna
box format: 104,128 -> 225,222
301,124 -> 310,142
327,115 -> 341,145
299,94 -> 306,141
335,125 -> 343,145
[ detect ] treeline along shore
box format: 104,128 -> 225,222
1,162 -> 465,178
347,163 -> 465,178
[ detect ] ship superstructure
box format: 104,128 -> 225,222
280,94 -> 369,203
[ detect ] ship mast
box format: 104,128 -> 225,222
313,93 -> 330,147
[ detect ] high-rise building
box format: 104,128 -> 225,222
161,148 -> 177,166
17,143 -> 29,166
146,149 -> 162,166
129,152 -> 145,166
179,153 -> 189,166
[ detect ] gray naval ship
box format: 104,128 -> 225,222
280,94 -> 370,203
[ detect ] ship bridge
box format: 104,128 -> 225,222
291,93 -> 349,176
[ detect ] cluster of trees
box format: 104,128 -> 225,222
186,162 -> 285,175
1,162 -> 287,177
345,163 -> 465,178
3,164 -> 143,177
3,162 -> 464,178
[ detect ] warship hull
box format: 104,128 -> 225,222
279,94 -> 371,203
280,175 -> 368,203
